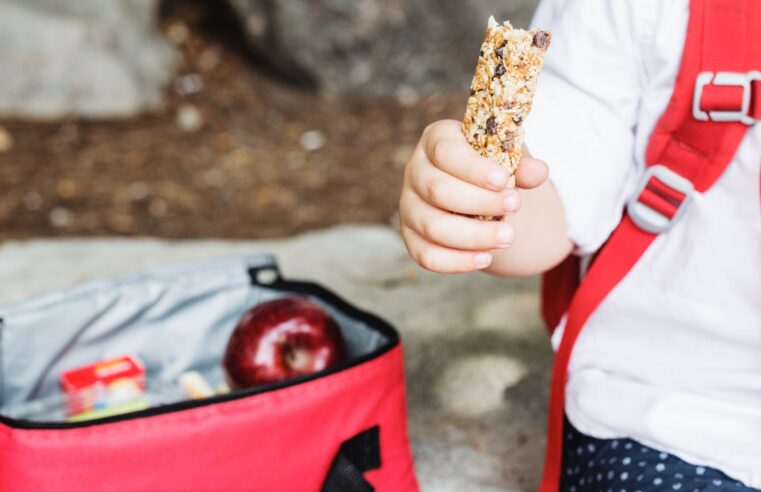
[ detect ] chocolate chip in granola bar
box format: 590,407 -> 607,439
470,88 -> 476,96
501,134 -> 514,151
495,47 -> 506,59
486,117 -> 497,135
532,31 -> 551,50
494,63 -> 506,77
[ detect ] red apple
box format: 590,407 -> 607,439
222,297 -> 347,389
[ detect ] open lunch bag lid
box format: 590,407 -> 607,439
0,254 -> 419,492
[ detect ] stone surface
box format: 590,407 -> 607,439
473,292 -> 541,336
0,0 -> 177,119
227,0 -> 540,96
436,355 -> 528,417
176,103 -> 203,132
414,439 -> 522,492
0,127 -> 13,153
0,225 -> 551,491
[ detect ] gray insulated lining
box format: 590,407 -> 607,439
0,254 -> 389,421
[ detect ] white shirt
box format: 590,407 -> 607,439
524,0 -> 761,486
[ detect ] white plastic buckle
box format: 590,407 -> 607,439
627,165 -> 694,234
693,71 -> 761,125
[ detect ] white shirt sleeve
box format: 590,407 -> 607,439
523,0 -> 650,255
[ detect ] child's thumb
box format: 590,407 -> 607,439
515,145 -> 549,189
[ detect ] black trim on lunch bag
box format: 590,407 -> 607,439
248,264 -> 283,286
322,426 -> 381,492
0,278 -> 399,430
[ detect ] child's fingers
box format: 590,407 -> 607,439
515,145 -> 549,189
402,190 -> 514,251
425,137 -> 509,191
423,121 -> 548,193
422,119 -> 464,146
400,225 -> 493,273
409,159 -> 512,216
515,156 -> 549,189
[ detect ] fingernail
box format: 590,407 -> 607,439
474,252 -> 492,268
487,168 -> 506,189
496,225 -> 514,247
503,191 -> 520,213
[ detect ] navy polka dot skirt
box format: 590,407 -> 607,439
560,417 -> 757,492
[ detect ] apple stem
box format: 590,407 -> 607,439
284,347 -> 312,372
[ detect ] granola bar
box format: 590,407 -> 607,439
462,16 -> 551,216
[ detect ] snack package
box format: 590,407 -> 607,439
60,354 -> 146,418
462,16 -> 551,218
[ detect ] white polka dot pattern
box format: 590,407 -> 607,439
560,419 -> 755,491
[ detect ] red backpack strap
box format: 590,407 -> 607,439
540,256 -> 580,333
538,1 -> 761,490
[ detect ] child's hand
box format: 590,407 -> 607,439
399,119 -> 549,273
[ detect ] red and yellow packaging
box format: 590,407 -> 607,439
60,355 -> 146,417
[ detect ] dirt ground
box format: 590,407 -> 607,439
0,1 -> 467,241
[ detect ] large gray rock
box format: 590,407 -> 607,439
0,225 -> 550,491
0,0 -> 177,119
228,0 -> 540,97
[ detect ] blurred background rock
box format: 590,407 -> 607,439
225,0 -> 538,96
0,0 -> 177,118
0,0 -> 539,240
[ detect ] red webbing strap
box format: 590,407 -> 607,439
540,257 -> 580,333
537,1 -> 759,490
539,217 -> 655,492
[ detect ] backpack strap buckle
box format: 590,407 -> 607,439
627,165 -> 694,234
693,71 -> 761,125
